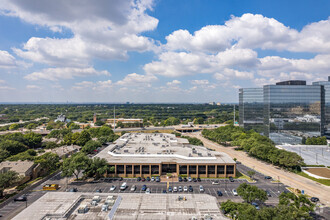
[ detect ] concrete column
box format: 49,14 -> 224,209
197,165 -> 199,177
224,165 -> 227,178
187,165 -> 190,176
132,165 -> 135,177
234,164 -> 236,177
140,165 -> 142,176
115,165 -> 117,175
149,165 -> 151,176
159,164 -> 161,176
176,164 -> 179,176
215,165 -> 218,178
124,165 -> 127,177
206,165 -> 208,178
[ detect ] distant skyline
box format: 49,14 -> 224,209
0,0 -> 330,103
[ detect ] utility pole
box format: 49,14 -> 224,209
233,105 -> 235,124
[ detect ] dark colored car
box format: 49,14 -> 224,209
141,185 -> 147,191
229,176 -> 234,182
178,177 -> 182,182
119,177 -> 123,181
96,189 -> 102,193
162,190 -> 167,193
265,191 -> 271,197
264,176 -> 272,180
192,178 -> 197,182
141,177 -> 146,182
217,191 -> 223,196
197,178 -> 201,182
68,188 -> 78,192
188,185 -> 193,192
137,177 -> 141,181
168,187 -> 172,192
14,196 -> 27,202
156,177 -> 160,182
311,197 -> 319,202
183,177 -> 188,182
146,177 -> 151,181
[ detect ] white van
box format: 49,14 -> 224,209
120,182 -> 127,190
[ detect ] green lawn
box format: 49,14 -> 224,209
296,171 -> 330,186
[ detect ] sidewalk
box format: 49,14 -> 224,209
186,132 -> 330,206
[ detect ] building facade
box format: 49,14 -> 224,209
240,78 -> 329,144
96,133 -> 236,178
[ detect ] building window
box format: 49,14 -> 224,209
179,165 -> 187,175
226,165 -> 234,175
142,165 -> 150,174
134,165 -> 140,174
126,165 -> 132,174
189,165 -> 197,174
198,165 -> 206,174
208,165 -> 215,175
217,165 -> 225,174
117,165 -> 124,174
151,165 -> 159,174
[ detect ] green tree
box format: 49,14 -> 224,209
237,183 -> 268,203
61,153 -> 90,180
95,120 -> 105,126
25,123 -> 37,130
23,132 -> 42,148
0,140 -> 27,155
84,157 -> 109,179
82,140 -> 102,154
279,192 -> 315,213
35,152 -> 60,172
76,130 -> 91,146
0,171 -> 19,197
9,123 -> 19,131
247,170 -> 256,180
194,117 -> 204,124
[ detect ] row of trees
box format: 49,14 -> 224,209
222,184 -> 315,220
302,136 -> 327,145
202,125 -> 304,169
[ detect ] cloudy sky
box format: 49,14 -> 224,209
0,0 -> 330,103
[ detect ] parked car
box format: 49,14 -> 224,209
168,187 -> 173,192
265,190 -> 271,197
178,177 -> 182,182
119,177 -> 123,181
264,176 -> 272,180
141,185 -> 147,191
183,177 -> 188,182
251,202 -> 260,210
141,177 -> 146,182
193,178 -> 197,182
137,177 -> 141,181
183,186 -> 188,192
110,185 -> 116,191
217,191 -> 223,196
146,177 -> 151,181
188,177 -> 192,182
173,186 -> 178,192
199,185 -> 204,192
156,176 -> 160,182
229,176 -> 234,182
95,189 -> 102,193
130,185 -> 136,191
146,188 -> 151,194
311,197 -> 320,202
212,181 -> 219,185
178,186 -> 183,192
162,190 -> 167,193
14,195 -> 27,202
197,178 -> 201,182
120,182 -> 127,190
232,189 -> 238,196
188,185 -> 193,192
67,188 -> 78,192
151,177 -> 155,182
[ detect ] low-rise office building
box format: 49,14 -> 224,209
96,133 -> 236,178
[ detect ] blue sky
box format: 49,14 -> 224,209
0,0 -> 329,103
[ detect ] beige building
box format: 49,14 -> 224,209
96,133 -> 236,178
0,160 -> 38,183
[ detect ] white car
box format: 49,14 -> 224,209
178,186 -> 183,192
130,185 -> 136,191
232,189 -> 238,196
212,181 -> 219,185
183,186 -> 188,192
120,182 -> 127,190
188,177 -> 192,182
199,185 -> 204,192
110,185 -> 116,191
151,177 -> 155,182
173,186 -> 178,192
146,188 -> 151,194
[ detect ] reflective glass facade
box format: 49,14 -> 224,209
239,79 -> 328,145
239,88 -> 264,133
264,85 -> 322,144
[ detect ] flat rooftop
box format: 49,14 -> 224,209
13,192 -> 227,220
96,133 -> 235,164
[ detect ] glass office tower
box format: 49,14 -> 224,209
264,84 -> 322,144
239,88 -> 264,133
239,79 -> 327,144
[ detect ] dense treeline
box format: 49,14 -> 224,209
0,104 -> 237,126
202,125 -> 304,169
